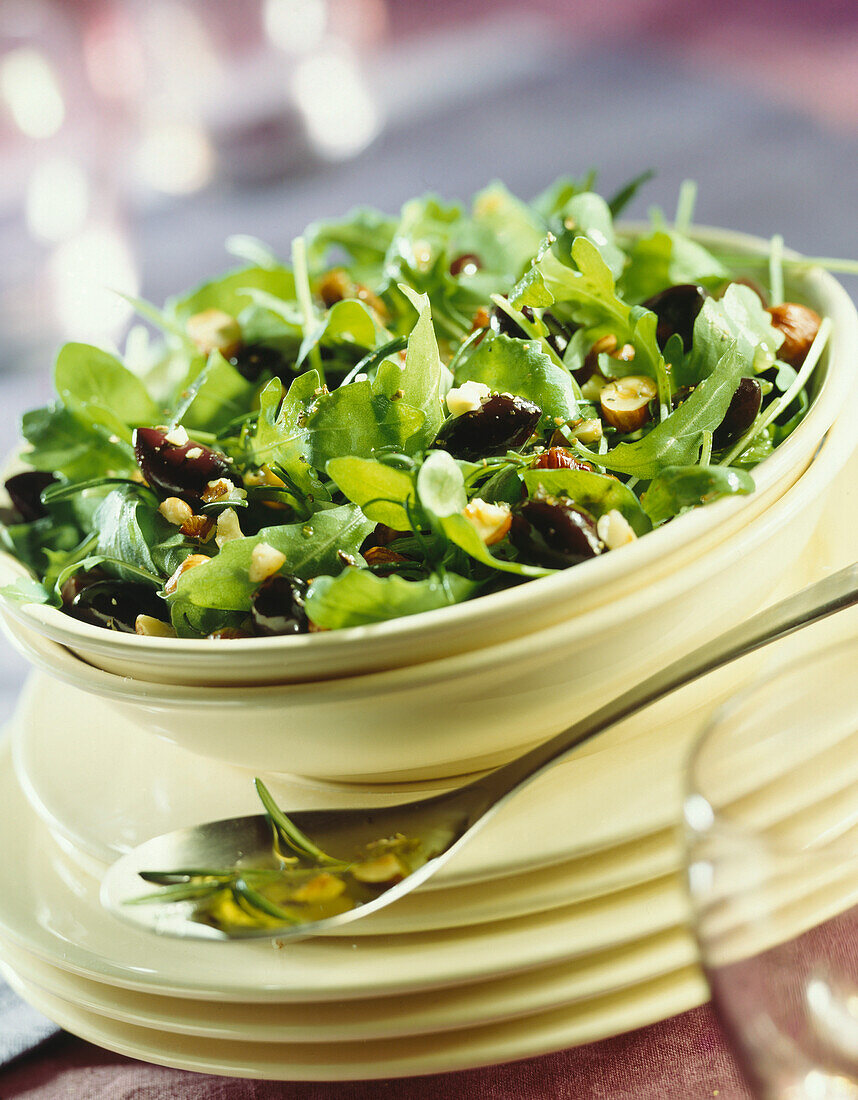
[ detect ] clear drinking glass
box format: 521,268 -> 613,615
684,635 -> 858,1100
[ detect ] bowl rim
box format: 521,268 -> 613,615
6,359 -> 857,707
2,223 -> 856,665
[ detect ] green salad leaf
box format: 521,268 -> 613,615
305,568 -> 478,629
521,468 -> 652,535
577,343 -> 744,478
0,173 -> 828,639
457,333 -> 578,424
169,505 -> 374,613
643,465 -> 755,525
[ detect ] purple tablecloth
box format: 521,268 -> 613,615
0,1005 -> 751,1099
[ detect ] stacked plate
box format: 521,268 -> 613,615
0,671 -> 712,1080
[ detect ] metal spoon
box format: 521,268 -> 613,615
102,562 -> 858,941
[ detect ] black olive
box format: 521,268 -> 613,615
640,284 -> 708,350
134,427 -> 240,505
714,377 -> 762,448
489,304 -> 572,358
60,567 -> 109,608
4,471 -> 57,523
510,493 -> 602,569
449,253 -> 482,277
490,302 -> 533,339
228,344 -> 287,382
67,581 -> 169,633
360,523 -> 410,554
434,393 -> 542,461
250,575 -> 309,636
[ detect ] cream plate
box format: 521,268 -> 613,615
0,926 -> 697,1043
13,668 -> 722,887
0,962 -> 707,1080
0,743 -> 689,1002
3,394 -> 850,783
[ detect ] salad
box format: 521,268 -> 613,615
0,173 -> 830,640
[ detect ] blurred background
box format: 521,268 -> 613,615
0,0 -> 857,711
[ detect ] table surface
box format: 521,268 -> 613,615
1,5 -> 857,1095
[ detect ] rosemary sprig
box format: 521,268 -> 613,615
254,779 -> 343,867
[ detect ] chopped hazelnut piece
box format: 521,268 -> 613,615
181,514 -> 215,540
202,478 -> 236,503
163,425 -> 189,447
600,376 -> 657,432
164,554 -> 210,595
462,498 -> 512,546
186,309 -> 242,358
597,509 -> 637,550
292,873 -> 346,903
135,614 -> 177,638
446,380 -> 491,417
248,542 -> 287,583
567,418 -> 603,445
215,508 -> 243,547
351,853 -> 408,885
158,496 -> 194,527
316,269 -> 352,308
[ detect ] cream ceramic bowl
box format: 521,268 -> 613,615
4,371 -> 857,783
0,226 -> 855,688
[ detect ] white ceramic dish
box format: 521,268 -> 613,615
0,741 -> 689,1002
1,226 -> 855,689
2,384 -> 852,781
0,925 -> 696,1043
0,961 -> 706,1080
9,669 -> 691,886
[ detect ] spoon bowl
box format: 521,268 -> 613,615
101,561 -> 858,941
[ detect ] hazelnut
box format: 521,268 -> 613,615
248,542 -> 287,584
158,497 -> 194,528
291,873 -> 346,904
470,306 -> 491,333
363,546 -> 409,575
600,376 -> 657,433
582,336 -> 635,381
767,302 -> 821,368
316,269 -> 352,307
164,554 -> 210,595
186,309 -> 242,358
215,508 -> 243,547
135,614 -> 177,638
596,509 -> 637,550
446,380 -> 492,417
462,499 -> 512,546
180,514 -> 215,541
351,854 -> 408,885
566,418 -> 603,445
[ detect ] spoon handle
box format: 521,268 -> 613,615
471,562 -> 858,810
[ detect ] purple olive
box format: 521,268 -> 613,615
489,304 -> 572,358
449,253 -> 482,277
640,284 -> 708,350
510,493 -> 602,569
66,580 -> 169,633
134,427 -> 239,505
714,377 -> 762,448
60,567 -> 108,608
229,344 -> 287,382
435,393 -> 542,461
4,471 -> 57,522
250,575 -> 309,636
